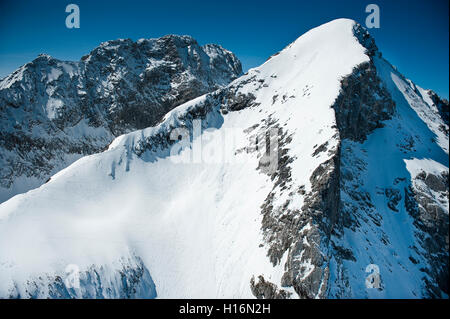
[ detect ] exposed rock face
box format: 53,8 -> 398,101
250,275 -> 292,299
0,35 -> 242,202
332,62 -> 395,142
406,170 -> 449,297
352,23 -> 378,57
428,90 -> 449,128
332,24 -> 395,142
80,36 -> 241,134
7,256 -> 156,299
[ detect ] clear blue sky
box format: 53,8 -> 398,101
0,0 -> 448,98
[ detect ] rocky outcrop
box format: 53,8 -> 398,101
7,256 -> 156,299
428,90 -> 449,129
405,170 -> 449,297
250,275 -> 292,299
332,61 -> 395,142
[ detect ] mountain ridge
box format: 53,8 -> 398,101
0,34 -> 242,202
0,18 -> 448,299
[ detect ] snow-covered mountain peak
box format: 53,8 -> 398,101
263,19 -> 369,62
107,18 -> 370,158
0,19 -> 448,299
33,53 -> 55,63
0,34 -> 242,203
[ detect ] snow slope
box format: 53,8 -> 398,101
328,53 -> 448,298
0,19 -> 448,299
0,36 -> 242,203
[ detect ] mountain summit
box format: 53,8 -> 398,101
0,19 -> 448,299
0,35 -> 242,202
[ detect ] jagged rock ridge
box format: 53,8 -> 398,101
0,35 -> 242,202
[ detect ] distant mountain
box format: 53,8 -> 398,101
0,35 -> 242,202
0,19 -> 448,299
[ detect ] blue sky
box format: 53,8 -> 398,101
0,0 -> 448,98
